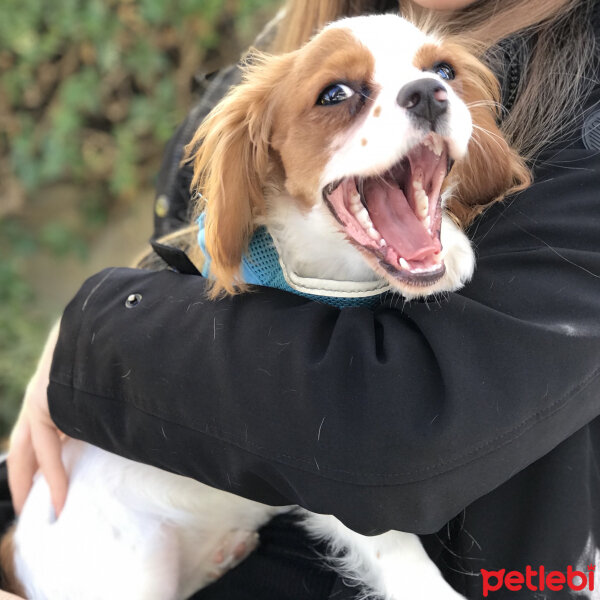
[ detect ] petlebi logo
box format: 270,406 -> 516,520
481,565 -> 596,596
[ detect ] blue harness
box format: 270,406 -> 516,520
197,213 -> 389,309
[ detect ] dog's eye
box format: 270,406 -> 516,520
433,62 -> 455,81
317,83 -> 356,106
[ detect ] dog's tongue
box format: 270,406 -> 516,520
364,180 -> 439,261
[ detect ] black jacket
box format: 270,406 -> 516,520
43,8 -> 600,599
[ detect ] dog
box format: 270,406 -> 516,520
1,14 -> 529,600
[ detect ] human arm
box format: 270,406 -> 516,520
6,322 -> 68,517
45,147 -> 600,535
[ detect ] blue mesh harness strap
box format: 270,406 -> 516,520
197,213 -> 388,309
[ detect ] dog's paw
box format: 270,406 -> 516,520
208,530 -> 260,580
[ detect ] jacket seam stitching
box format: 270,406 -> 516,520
49,362 -> 600,484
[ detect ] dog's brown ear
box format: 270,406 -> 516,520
185,51 -> 293,297
443,43 -> 531,227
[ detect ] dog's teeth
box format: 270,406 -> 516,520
399,257 -> 410,270
350,192 -> 361,206
367,227 -> 381,241
412,264 -> 441,274
356,207 -> 373,228
424,134 -> 443,157
415,189 -> 429,219
379,238 -> 387,248
424,216 -> 431,230
412,179 -> 430,219
351,200 -> 378,233
424,138 -> 437,155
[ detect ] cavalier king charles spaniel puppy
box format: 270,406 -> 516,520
2,14 -> 529,600
190,14 -> 528,303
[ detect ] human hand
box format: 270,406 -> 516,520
7,322 -> 68,518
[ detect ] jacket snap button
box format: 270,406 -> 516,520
155,194 -> 169,218
582,110 -> 600,150
125,293 -> 142,308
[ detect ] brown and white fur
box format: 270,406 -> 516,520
1,14 -> 529,600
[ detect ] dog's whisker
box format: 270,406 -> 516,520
471,123 -> 506,152
465,99 -> 503,111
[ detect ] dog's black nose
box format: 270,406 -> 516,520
397,79 -> 448,126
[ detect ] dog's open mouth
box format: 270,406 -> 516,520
323,133 -> 452,286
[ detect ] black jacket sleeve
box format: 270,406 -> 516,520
48,146 -> 600,536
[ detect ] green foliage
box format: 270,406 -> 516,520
0,0 -> 279,438
0,0 -> 279,198
0,258 -> 50,438
0,215 -> 94,438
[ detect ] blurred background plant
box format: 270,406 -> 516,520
0,0 -> 279,438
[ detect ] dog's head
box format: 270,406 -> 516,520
187,14 -> 529,297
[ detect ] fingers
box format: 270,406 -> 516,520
7,419 -> 38,516
30,416 -> 68,518
8,410 -> 69,518
7,321 -> 68,518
